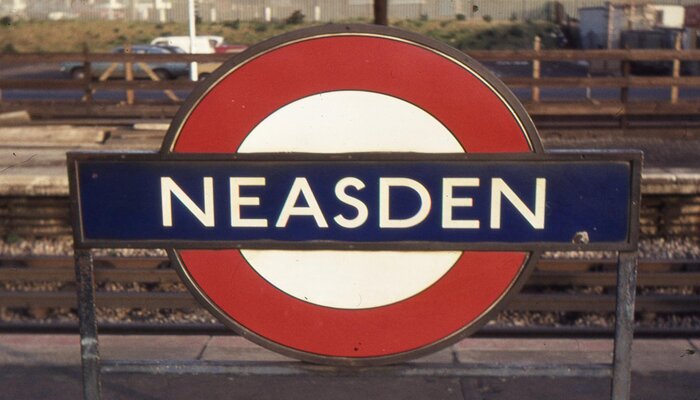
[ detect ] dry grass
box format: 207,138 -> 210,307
0,19 -> 324,53
0,18 -> 560,53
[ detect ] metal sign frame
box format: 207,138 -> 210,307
69,23 -> 640,399
72,248 -> 638,399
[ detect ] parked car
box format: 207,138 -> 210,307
214,43 -> 248,53
151,36 -> 216,54
151,35 -> 247,54
61,45 -> 190,81
191,36 -> 247,80
205,36 -> 248,54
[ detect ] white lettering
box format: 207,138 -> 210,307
490,178 -> 546,229
442,178 -> 480,229
161,177 -> 214,227
230,177 -> 267,228
276,177 -> 328,228
379,178 -> 431,228
333,177 -> 368,229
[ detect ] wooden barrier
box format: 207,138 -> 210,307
2,43 -> 700,118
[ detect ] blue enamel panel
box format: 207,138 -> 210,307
75,159 -> 632,246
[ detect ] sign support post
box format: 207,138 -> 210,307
611,251 -> 638,400
72,248 -> 639,400
74,249 -> 102,400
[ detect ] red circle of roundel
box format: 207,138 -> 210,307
166,30 -> 537,362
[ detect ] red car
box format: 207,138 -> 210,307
214,43 -> 248,54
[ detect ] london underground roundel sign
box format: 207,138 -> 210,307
69,25 -> 640,365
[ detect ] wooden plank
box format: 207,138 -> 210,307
0,267 -> 179,283
539,258 -> 700,271
3,267 -> 698,287
136,62 -> 180,102
466,49 -> 700,62
0,80 -> 89,90
524,101 -> 700,116
1,291 -> 697,313
0,291 -> 195,309
0,79 -> 196,90
6,75 -> 700,92
125,46 -> 135,105
502,76 -> 700,88
0,101 -> 181,119
0,126 -> 107,146
0,256 -> 166,269
510,294 -> 700,313
9,99 -> 700,119
0,207 -> 69,218
532,36 -> 541,102
528,271 -> 700,287
0,256 -> 692,272
0,111 -> 31,122
3,49 -> 700,65
671,33 -> 682,104
0,53 -> 231,63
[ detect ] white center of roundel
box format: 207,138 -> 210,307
239,90 -> 464,309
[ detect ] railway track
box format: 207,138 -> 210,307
0,322 -> 697,339
0,256 -> 698,321
0,120 -> 698,339
6,114 -> 700,131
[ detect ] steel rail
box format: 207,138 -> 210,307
1,256 -> 699,317
1,287 -> 698,313
0,321 -> 698,338
2,262 -> 700,286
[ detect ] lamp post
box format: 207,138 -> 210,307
374,0 -> 387,25
188,0 -> 198,81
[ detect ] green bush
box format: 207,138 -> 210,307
2,43 -> 17,53
285,10 -> 305,25
434,21 -> 561,50
224,19 -> 240,30
0,19 -> 562,53
508,25 -> 524,38
4,233 -> 22,244
455,13 -> 466,21
404,19 -> 424,28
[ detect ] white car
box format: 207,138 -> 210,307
150,36 -> 216,54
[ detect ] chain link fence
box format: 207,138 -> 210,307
1,0 -> 699,23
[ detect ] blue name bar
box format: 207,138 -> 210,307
70,155 -> 638,250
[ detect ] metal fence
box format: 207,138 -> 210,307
2,0 -> 700,23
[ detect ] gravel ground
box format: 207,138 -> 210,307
2,236 -> 698,259
0,235 -> 698,329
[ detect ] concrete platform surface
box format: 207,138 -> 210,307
0,334 -> 698,399
2,123 -> 700,196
